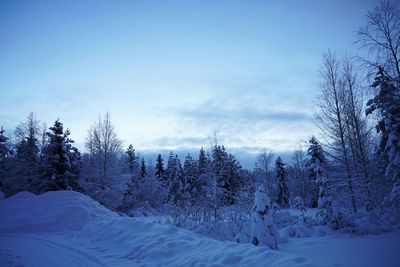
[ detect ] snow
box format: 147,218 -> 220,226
0,191 -> 327,267
1,191 -> 399,267
281,232 -> 400,267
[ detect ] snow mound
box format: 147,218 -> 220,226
0,191 -> 115,233
0,191 -> 331,267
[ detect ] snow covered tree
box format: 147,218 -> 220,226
223,153 -> 244,205
293,196 -> 307,221
40,119 -> 81,192
13,113 -> 41,193
251,185 -> 279,249
0,126 -> 10,189
307,136 -> 332,224
155,154 -> 165,181
275,156 -> 289,208
85,112 -> 122,190
367,67 -> 400,212
341,57 -> 374,211
140,157 -> 147,178
166,152 -> 184,205
183,153 -> 200,207
120,145 -> 140,212
256,151 -> 274,195
316,51 -> 357,213
126,145 -> 139,175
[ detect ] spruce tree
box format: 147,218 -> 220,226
307,136 -> 332,224
166,153 -> 184,205
155,154 -> 165,180
183,153 -> 200,206
0,127 -> 10,188
41,119 -> 80,192
15,117 -> 40,192
140,157 -> 147,178
276,156 -> 289,208
367,67 -> 400,211
198,147 -> 208,176
125,144 -> 139,178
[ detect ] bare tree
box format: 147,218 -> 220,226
86,112 -> 122,190
315,51 -> 357,213
356,1 -> 400,81
341,57 -> 375,210
257,150 -> 274,194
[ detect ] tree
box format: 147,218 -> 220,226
275,156 -> 289,208
256,150 -> 274,194
291,147 -> 313,207
0,126 -> 10,189
140,157 -> 147,178
85,112 -> 122,190
357,1 -> 400,81
367,67 -> 400,211
155,154 -> 165,181
166,152 -> 184,205
183,154 -> 198,206
125,144 -> 139,179
251,185 -> 279,249
307,136 -> 332,224
40,119 -> 80,192
316,51 -> 357,213
13,113 -> 41,193
341,57 -> 374,211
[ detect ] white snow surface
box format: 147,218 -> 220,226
1,191 -> 399,267
0,191 -> 327,267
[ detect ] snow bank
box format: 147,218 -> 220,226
0,191 -> 115,233
0,191 -> 327,267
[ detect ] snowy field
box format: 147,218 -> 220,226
0,191 -> 399,267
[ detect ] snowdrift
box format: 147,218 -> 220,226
0,191 -> 326,267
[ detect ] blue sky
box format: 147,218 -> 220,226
0,0 -> 380,164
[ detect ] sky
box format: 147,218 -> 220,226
0,0 -> 381,167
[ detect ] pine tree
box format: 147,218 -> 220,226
367,67 -> 400,211
14,115 -> 40,192
276,156 -> 289,208
125,145 -> 139,179
155,154 -> 165,181
198,147 -> 208,176
307,136 -> 332,224
166,153 -> 184,205
41,119 -> 80,192
140,157 -> 147,178
183,153 -> 200,206
0,127 -> 10,188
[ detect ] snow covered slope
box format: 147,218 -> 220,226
0,191 -> 327,267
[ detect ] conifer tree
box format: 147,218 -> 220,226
0,127 -> 10,188
41,119 -> 80,192
155,154 -> 165,180
276,156 -> 289,208
140,157 -> 147,178
183,153 -> 200,206
367,67 -> 400,211
125,144 -> 139,179
307,136 -> 332,224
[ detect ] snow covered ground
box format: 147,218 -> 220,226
0,191 -> 399,267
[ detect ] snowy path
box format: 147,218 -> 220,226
281,231 -> 400,267
0,234 -> 106,267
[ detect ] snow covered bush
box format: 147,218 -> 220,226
251,185 -> 279,249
